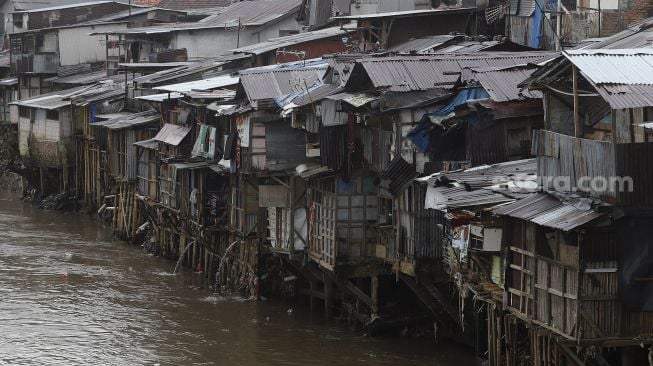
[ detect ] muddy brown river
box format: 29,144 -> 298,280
0,192 -> 473,365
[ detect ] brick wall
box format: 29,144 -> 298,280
602,0 -> 653,36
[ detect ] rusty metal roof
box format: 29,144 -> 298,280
348,53 -> 556,92
492,193 -> 603,231
153,123 -> 192,145
239,65 -> 328,102
471,66 -> 543,102
560,50 -> 653,109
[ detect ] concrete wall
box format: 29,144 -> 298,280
58,23 -> 129,66
18,106 -> 72,167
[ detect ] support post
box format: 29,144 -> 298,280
572,64 -> 582,137
371,275 -> 379,315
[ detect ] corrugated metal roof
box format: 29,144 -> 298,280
153,123 -> 192,145
334,7 -> 475,19
231,26 -> 347,55
184,89 -> 236,100
11,84 -> 123,110
555,50 -> 653,109
93,110 -> 160,130
420,158 -> 537,189
132,59 -> 237,88
133,138 -> 159,150
492,193 -> 603,231
0,78 -> 18,86
198,0 -> 301,26
380,156 -> 418,196
289,83 -> 343,107
153,74 -> 239,92
565,49 -> 653,85
472,66 -> 543,102
425,185 -> 515,210
239,65 -> 328,101
102,0 -> 300,34
594,84 -> 653,109
349,53 -> 556,92
509,0 -> 536,17
133,0 -> 230,10
386,35 -> 459,54
135,92 -> 184,102
326,92 -> 377,107
11,0 -> 115,13
45,71 -> 113,85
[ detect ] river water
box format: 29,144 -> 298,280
0,192 -> 473,365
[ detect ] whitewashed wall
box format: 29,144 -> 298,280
58,23 -> 128,66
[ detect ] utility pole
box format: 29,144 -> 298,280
555,0 -> 562,50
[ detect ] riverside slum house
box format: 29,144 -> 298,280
92,0 -> 306,63
9,83 -> 125,196
500,48 -> 653,365
424,47 -> 653,365
8,2 -> 189,99
190,49 -> 553,339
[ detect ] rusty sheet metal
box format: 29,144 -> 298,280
349,53 -> 556,92
153,123 -> 191,146
615,142 -> 653,206
413,182 -> 445,259
492,193 -> 603,231
472,66 -> 543,102
319,125 -> 345,171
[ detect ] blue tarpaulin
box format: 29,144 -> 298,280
530,0 -> 544,48
407,87 -> 490,152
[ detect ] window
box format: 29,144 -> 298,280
18,106 -> 29,119
46,109 -> 58,120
